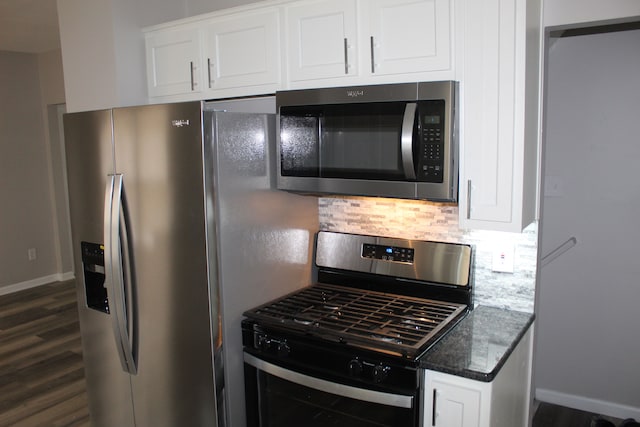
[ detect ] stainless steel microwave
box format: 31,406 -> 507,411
276,81 -> 458,202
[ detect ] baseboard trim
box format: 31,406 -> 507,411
536,387 -> 640,420
0,272 -> 76,296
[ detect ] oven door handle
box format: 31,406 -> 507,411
244,353 -> 413,409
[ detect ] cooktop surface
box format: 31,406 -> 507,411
243,282 -> 468,359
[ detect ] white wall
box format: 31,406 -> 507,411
186,0 -> 258,16
535,28 -> 640,419
57,0 -> 188,112
56,0 -> 276,111
0,52 -> 58,292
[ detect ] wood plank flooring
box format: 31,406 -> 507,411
533,401 -> 624,427
532,402 -> 622,427
0,281 -> 89,427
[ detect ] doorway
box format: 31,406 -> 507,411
535,25 -> 640,418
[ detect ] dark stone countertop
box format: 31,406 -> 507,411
418,305 -> 535,382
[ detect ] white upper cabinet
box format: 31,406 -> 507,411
145,25 -> 203,98
458,0 -> 542,232
145,0 -> 456,96
203,9 -> 281,94
285,0 -> 358,83
144,6 -> 282,101
284,0 -> 454,88
367,0 -> 451,76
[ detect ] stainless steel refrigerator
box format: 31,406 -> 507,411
64,98 -> 318,427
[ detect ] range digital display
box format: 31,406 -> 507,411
362,243 -> 414,263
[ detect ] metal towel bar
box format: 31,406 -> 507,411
541,237 -> 577,267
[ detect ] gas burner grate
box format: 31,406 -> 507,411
244,283 -> 467,358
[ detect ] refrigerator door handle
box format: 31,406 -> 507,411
104,174 -> 138,375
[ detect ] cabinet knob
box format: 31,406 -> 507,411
276,341 -> 290,357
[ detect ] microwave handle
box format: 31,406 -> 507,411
401,103 -> 418,180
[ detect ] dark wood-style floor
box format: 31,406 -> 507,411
0,281 -> 89,427
533,401 -> 624,427
0,280 -> 630,427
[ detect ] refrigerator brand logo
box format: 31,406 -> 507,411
346,90 -> 365,98
171,119 -> 190,128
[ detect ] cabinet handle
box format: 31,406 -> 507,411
466,180 -> 472,219
189,61 -> 195,91
370,36 -> 376,73
343,38 -> 349,75
207,58 -> 213,88
432,388 -> 437,426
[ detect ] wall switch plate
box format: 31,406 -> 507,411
544,175 -> 564,197
492,244 -> 514,273
28,248 -> 37,261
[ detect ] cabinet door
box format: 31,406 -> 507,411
145,26 -> 202,97
425,372 -> 484,427
367,0 -> 451,76
204,9 -> 280,91
459,0 -> 541,232
286,0 -> 357,82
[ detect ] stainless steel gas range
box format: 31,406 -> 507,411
242,231 -> 474,427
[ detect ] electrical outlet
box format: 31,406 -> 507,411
492,244 -> 514,273
28,248 -> 37,261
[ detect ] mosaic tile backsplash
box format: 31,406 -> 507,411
319,197 -> 538,313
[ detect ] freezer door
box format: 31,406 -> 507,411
112,102 -> 219,427
64,109 -> 136,427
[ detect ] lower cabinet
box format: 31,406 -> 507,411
423,327 -> 533,427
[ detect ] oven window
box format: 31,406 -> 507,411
256,371 -> 415,427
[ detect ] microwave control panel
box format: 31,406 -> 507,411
416,100 -> 446,183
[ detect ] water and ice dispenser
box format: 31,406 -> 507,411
81,241 -> 109,314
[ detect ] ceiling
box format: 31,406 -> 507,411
0,0 -> 60,54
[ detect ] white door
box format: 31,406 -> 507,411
426,374 -> 483,427
367,0 -> 451,76
459,0 -> 541,232
145,25 -> 202,97
204,9 -> 281,91
286,0 -> 358,82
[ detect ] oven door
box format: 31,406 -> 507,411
244,352 -> 419,427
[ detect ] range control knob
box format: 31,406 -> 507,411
256,335 -> 270,350
348,359 -> 363,376
276,341 -> 290,357
373,364 -> 390,383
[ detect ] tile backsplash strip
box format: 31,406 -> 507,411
318,197 -> 538,313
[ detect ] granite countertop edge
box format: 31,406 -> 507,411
418,305 -> 535,382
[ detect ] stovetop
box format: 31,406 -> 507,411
243,282 -> 468,359
243,231 -> 473,360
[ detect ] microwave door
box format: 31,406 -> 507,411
319,103 -> 408,180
